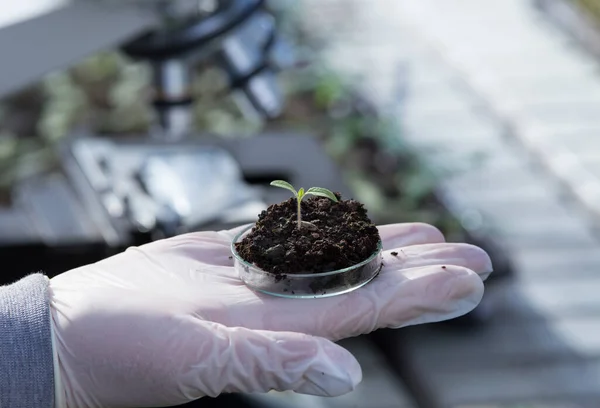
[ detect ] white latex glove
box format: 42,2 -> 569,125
49,222 -> 492,408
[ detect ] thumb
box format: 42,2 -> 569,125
190,321 -> 362,398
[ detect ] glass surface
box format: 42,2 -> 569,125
231,225 -> 383,298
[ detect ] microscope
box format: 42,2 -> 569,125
0,0 -> 352,280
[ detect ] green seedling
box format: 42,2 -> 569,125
270,180 -> 338,229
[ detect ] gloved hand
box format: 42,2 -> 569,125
49,222 -> 492,408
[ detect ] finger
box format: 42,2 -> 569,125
314,264 -> 484,338
227,264 -> 484,341
343,264 -> 485,331
377,223 -> 445,250
182,321 -> 362,398
384,243 -> 493,280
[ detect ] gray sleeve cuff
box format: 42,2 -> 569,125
0,274 -> 55,408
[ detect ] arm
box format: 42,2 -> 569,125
0,274 -> 55,408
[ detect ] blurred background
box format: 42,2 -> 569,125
1,0 -> 600,407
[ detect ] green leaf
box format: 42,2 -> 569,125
305,187 -> 338,202
270,180 -> 297,196
297,187 -> 305,200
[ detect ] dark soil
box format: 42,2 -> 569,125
235,193 -> 380,275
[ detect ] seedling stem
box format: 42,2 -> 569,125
270,180 -> 338,229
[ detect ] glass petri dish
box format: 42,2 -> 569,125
231,225 -> 383,298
